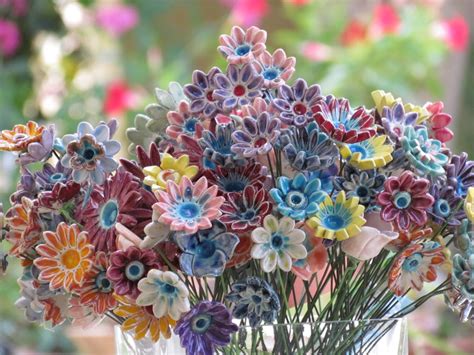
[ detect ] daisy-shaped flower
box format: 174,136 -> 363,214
136,269 -> 190,320
339,134 -> 393,170
213,63 -> 264,111
18,124 -> 55,166
306,191 -> 366,240
270,173 -> 327,221
424,101 -> 454,143
34,223 -> 94,292
166,100 -> 205,139
371,90 -> 402,116
37,180 -> 81,213
241,96 -> 275,119
313,96 -> 376,143
218,26 -> 267,64
428,185 -> 464,226
465,187 -> 474,223
0,121 -> 45,152
377,171 -> 434,231
143,153 -> 199,192
381,103 -> 418,141
174,221 -> 239,277
272,78 -> 321,127
388,241 -> 447,296
446,152 -> 474,198
279,122 -> 339,171
175,301 -> 238,355
388,226 -> 433,251
184,67 -> 223,118
120,142 -> 162,180
220,185 -> 271,233
251,215 -> 307,272
203,163 -> 267,195
231,112 -> 281,157
154,176 -> 224,234
253,49 -> 296,89
114,297 -> 176,342
35,162 -> 72,190
400,126 -> 449,178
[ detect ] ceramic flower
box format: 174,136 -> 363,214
9,171 -> 38,204
251,215 -> 307,272
240,96 -> 275,119
310,164 -> 339,194
388,241 -> 447,296
143,153 -> 199,192
218,26 -> 267,64
446,152 -> 474,197
15,280 -> 46,323
400,126 -> 449,178
226,277 -> 280,328
381,103 -> 418,141
174,221 -> 239,277
184,67 -> 223,118
136,269 -> 190,320
61,121 -> 120,185
465,187 -> 474,222
125,114 -> 160,154
37,180 -> 81,213
231,112 -> 281,157
220,185 -> 272,232
339,135 -> 393,170
226,233 -> 253,268
272,78 -> 321,127
452,252 -> 474,300
424,101 -> 454,143
388,225 -> 433,252
0,121 -> 45,152
107,246 -> 160,299
377,171 -> 434,231
175,301 -> 238,355
203,163 -> 267,195
253,49 -> 296,89
35,161 -> 72,190
453,219 -> 474,257
34,223 -> 94,292
270,173 -> 327,221
371,90 -> 402,116
279,122 -> 339,172
341,226 -> 398,261
313,96 -> 376,143
166,100 -> 204,139
120,142 -> 162,180
291,231 -> 328,280
306,191 -> 366,241
18,124 -> 55,166
78,170 -> 154,252
428,185 -> 464,226
154,176 -> 225,234
213,63 -> 264,111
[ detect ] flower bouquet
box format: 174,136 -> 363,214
1,26 -> 473,354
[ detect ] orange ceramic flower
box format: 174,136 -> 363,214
34,223 -> 94,291
0,121 -> 45,151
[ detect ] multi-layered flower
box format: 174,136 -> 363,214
272,78 -> 321,127
279,122 -> 339,171
339,135 -> 393,170
34,223 -> 94,291
0,121 -> 45,152
203,163 -> 267,195
174,221 -> 239,277
18,124 -> 55,166
166,100 -> 204,139
400,126 -> 449,178
270,173 -> 327,221
175,301 -> 238,355
381,103 -> 418,141
251,215 -> 307,272
200,122 -> 245,168
306,191 -> 366,240
218,26 -> 267,64
446,152 -> 474,198
377,171 -> 434,231
388,241 -> 447,296
424,101 -> 454,143
154,176 -> 224,234
253,49 -> 296,89
184,67 -> 223,118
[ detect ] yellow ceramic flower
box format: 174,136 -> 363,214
143,153 -> 198,191
404,103 -> 430,124
339,135 -> 393,170
0,121 -> 44,152
307,191 -> 366,241
464,187 -> 474,222
372,90 -> 429,123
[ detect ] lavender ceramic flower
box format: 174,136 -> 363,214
381,103 -> 419,141
218,26 -> 266,64
175,301 -> 238,355
18,125 -> 55,166
253,49 -> 296,89
428,185 -> 464,226
35,162 -> 72,190
446,152 -> 474,197
272,78 -> 321,127
184,67 -> 223,118
10,172 -> 38,204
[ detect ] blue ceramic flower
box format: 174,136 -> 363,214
400,126 -> 448,178
226,276 -> 280,328
381,103 -> 418,141
445,153 -> 474,198
309,164 -> 338,194
270,173 -> 327,221
174,221 -> 239,277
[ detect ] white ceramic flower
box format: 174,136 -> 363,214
136,269 -> 190,320
251,215 -> 307,272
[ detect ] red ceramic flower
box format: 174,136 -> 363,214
424,101 -> 454,143
120,142 -> 162,180
203,163 -> 267,195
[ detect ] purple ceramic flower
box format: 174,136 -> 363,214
231,112 -> 281,157
18,125 -> 55,166
272,78 -> 321,127
446,152 -> 474,198
95,4 -> 139,36
253,49 -> 296,89
218,26 -> 266,64
175,301 -> 238,355
213,63 -> 263,111
184,67 -> 223,118
0,19 -> 20,57
35,162 -> 72,190
381,103 -> 418,141
428,185 -> 464,226
10,172 -> 38,204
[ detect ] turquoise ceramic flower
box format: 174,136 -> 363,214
270,173 -> 327,221
452,251 -> 474,300
400,126 -> 448,177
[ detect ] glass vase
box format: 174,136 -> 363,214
115,318 -> 408,354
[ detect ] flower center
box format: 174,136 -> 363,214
394,192 -> 412,209
178,202 -> 201,219
356,186 -> 369,198
235,44 -> 251,56
263,68 -> 279,80
191,314 -> 212,334
435,199 -> 450,217
285,191 -> 307,209
96,272 -> 113,293
61,249 -> 81,269
323,214 -> 345,230
125,261 -> 145,281
241,209 -> 256,221
161,283 -> 177,295
251,294 -> 262,304
402,253 -> 422,272
223,180 -> 246,193
206,90 -> 215,101
271,234 -> 284,250
293,103 -> 307,115
184,118 -> 198,133
349,144 -> 368,159
100,200 -> 119,229
233,85 -> 246,97
196,239 -> 217,258
83,148 -> 96,160
254,137 -> 267,148
159,170 -> 181,184
49,173 -> 66,183
13,133 -> 28,142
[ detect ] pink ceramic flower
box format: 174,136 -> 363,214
341,226 -> 398,261
377,171 -> 434,231
424,101 -> 454,143
95,4 -> 139,36
154,176 -> 225,234
218,26 -> 267,64
166,100 -> 204,139
254,49 -> 296,89
0,19 -> 20,57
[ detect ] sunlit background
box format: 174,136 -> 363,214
0,0 -> 473,353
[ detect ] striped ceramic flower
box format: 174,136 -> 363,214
0,121 -> 45,152
218,26 -> 267,64
339,135 -> 393,170
184,67 -> 222,118
166,100 -> 204,139
34,223 -> 94,292
253,49 -> 296,89
306,191 -> 366,241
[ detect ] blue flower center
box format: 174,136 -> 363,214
161,283 -> 177,295
456,178 -> 466,196
49,173 -> 66,183
223,180 -> 246,193
356,186 -> 369,198
251,294 -> 262,304
434,199 -> 450,217
184,118 -> 198,134
100,200 -> 119,229
271,234 -> 284,250
402,253 -> 422,272
191,314 -> 212,334
178,202 -> 200,220
349,144 -> 368,159
125,261 -> 145,281
394,192 -> 412,209
95,272 -> 112,293
235,44 -> 251,56
196,239 -> 217,258
323,215 -> 345,230
83,148 -> 96,161
263,68 -> 279,80
285,191 -> 307,209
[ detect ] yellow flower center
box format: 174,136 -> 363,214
61,249 -> 81,269
159,169 -> 181,184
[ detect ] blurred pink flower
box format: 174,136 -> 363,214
104,81 -> 138,116
0,19 -> 21,57
435,16 -> 470,52
300,41 -> 332,62
95,4 -> 139,36
222,0 -> 268,27
340,20 -> 367,46
284,0 -> 312,5
369,4 -> 400,38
